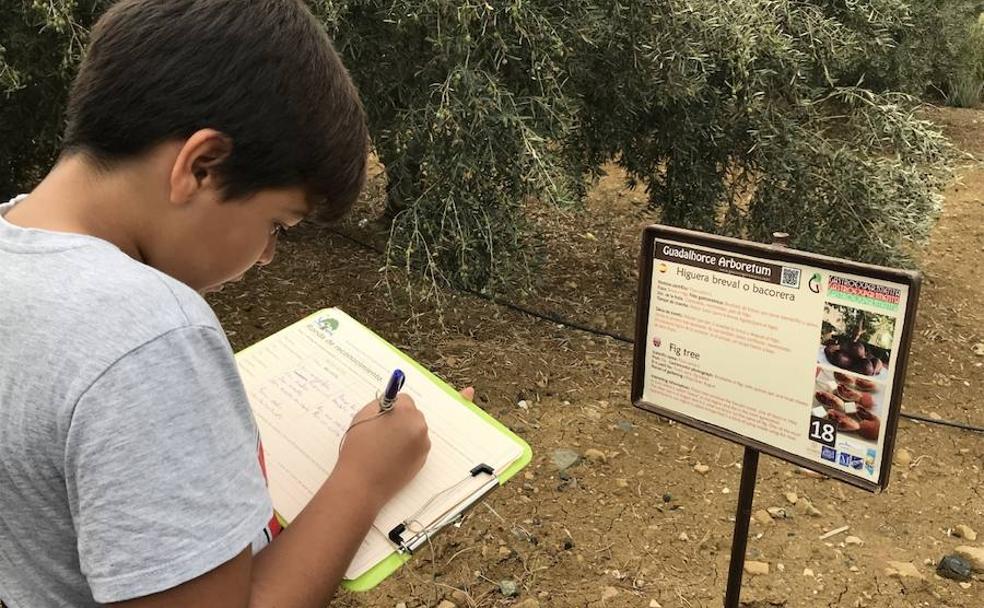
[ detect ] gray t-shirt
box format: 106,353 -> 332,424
0,197 -> 273,606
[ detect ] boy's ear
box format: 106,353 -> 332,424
169,129 -> 234,205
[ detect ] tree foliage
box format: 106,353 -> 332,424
1,0 -> 964,293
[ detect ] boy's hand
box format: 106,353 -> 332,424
335,386 -> 475,510
336,394 -> 430,509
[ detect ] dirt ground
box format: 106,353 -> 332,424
209,107 -> 984,608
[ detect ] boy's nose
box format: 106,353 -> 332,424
257,238 -> 276,266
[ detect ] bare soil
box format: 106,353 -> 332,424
209,107 -> 984,608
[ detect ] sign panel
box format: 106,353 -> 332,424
631,226 -> 920,491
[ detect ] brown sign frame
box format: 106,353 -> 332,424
631,225 -> 921,492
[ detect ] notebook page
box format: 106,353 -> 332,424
237,309 -> 522,580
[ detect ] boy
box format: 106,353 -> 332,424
0,1 -> 455,606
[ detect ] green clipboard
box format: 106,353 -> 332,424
239,309 -> 533,592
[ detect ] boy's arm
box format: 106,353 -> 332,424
108,393 -> 434,608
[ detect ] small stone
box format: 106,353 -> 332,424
784,492 -> 798,505
954,525 -> 978,542
437,601 -> 456,608
584,448 -> 607,464
649,601 -> 662,608
498,546 -> 513,560
722,487 -> 731,494
845,536 -> 863,546
954,546 -> 984,572
767,507 -> 790,519
798,497 -> 822,517
601,586 -> 619,601
551,449 -> 580,471
849,566 -> 859,572
678,531 -> 690,542
777,563 -> 785,573
961,581 -> 973,590
517,399 -> 529,410
803,568 -> 815,577
929,412 -> 943,420
885,561 -> 925,581
754,509 -> 774,526
499,579 -> 519,597
894,448 -> 912,467
938,555 -> 973,581
616,478 -> 629,488
616,420 -> 634,432
451,590 -> 468,604
524,471 -> 535,480
972,342 -> 984,356
694,463 -> 710,474
662,493 -> 673,503
562,537 -> 575,550
514,599 -> 540,608
396,603 -> 407,608
744,561 -> 770,576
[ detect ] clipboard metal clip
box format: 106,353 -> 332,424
388,464 -> 498,555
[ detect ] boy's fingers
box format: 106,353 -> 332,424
459,386 -> 475,402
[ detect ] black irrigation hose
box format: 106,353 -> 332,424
324,226 -> 984,435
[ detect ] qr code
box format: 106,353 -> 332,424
780,266 -> 801,288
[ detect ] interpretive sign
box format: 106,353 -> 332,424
631,226 -> 920,491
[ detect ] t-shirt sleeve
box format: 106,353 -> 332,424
64,325 -> 273,603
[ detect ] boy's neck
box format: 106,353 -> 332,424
4,153 -> 155,262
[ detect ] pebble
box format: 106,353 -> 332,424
678,532 -> 690,542
849,566 -> 859,573
784,492 -> 798,505
937,554 -> 973,581
929,412 -> 943,420
754,509 -> 774,526
803,568 -> 815,577
514,599 -> 540,608
616,478 -> 629,488
798,497 -> 823,517
662,493 -> 673,503
584,448 -> 607,464
845,536 -> 863,546
451,590 -> 468,604
500,579 -> 520,597
396,603 -> 407,608
649,601 -> 662,608
616,420 -> 634,432
722,487 -> 731,494
498,546 -> 513,560
437,601 -> 456,608
972,342 -> 984,356
954,546 -> 984,572
517,399 -> 529,410
885,561 -> 925,581
601,586 -> 619,601
744,561 -> 770,576
767,507 -> 790,519
894,448 -> 912,467
694,463 -> 710,474
960,581 -> 973,590
551,449 -> 580,471
954,525 -> 978,542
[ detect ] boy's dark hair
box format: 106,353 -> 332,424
64,0 -> 367,219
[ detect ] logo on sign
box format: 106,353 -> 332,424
821,446 -> 837,462
838,452 -> 853,467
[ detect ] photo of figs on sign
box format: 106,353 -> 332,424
812,366 -> 885,444
817,303 -> 896,379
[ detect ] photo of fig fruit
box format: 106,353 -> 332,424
856,408 -> 880,440
827,409 -> 861,432
818,303 -> 895,377
833,371 -> 854,386
815,391 -> 845,411
853,358 -> 875,376
854,378 -> 877,392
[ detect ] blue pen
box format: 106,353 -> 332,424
379,369 -> 406,412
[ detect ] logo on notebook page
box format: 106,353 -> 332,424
313,315 -> 339,335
